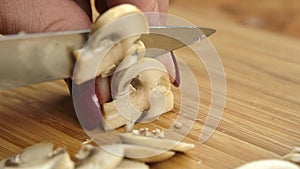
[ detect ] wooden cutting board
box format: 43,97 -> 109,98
0,3 -> 300,169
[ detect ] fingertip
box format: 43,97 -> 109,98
0,0 -> 92,34
42,0 -> 92,32
75,0 -> 93,20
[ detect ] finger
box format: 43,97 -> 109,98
102,0 -> 169,25
75,0 -> 92,20
0,0 -> 91,34
105,0 -> 169,13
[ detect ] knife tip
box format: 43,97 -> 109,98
198,27 -> 216,37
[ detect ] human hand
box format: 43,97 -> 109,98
0,0 -> 169,35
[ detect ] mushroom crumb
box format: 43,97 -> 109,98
132,128 -> 165,138
174,122 -> 183,129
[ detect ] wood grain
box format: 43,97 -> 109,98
0,1 -> 300,169
170,0 -> 300,39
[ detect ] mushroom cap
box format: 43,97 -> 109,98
73,4 -> 149,84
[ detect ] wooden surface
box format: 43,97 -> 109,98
1,1 -> 300,169
170,0 -> 300,39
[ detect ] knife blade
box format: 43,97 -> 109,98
0,26 -> 215,90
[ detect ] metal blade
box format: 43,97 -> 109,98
0,30 -> 88,90
142,26 -> 215,57
0,26 -> 215,90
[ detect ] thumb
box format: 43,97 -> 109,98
0,0 -> 91,35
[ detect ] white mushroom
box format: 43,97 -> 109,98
234,159 -> 300,169
102,57 -> 174,131
73,4 -> 149,84
115,159 -> 149,169
120,133 -> 195,152
72,4 -> 175,132
75,144 -> 123,169
112,144 -> 175,163
282,147 -> 300,164
0,142 -> 74,169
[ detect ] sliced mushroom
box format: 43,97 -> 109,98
0,143 -> 74,169
115,159 -> 149,169
72,4 -> 150,131
120,133 -> 195,152
19,142 -> 54,163
73,4 -> 149,84
234,159 -> 300,169
282,147 -> 300,164
113,144 -> 175,163
75,144 -> 123,169
102,57 -> 174,131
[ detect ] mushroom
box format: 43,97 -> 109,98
72,4 -> 176,131
113,144 -> 175,163
234,159 -> 300,169
115,159 -> 149,169
102,57 -> 174,131
282,147 -> 300,164
75,144 -> 124,169
73,4 -> 149,84
119,133 -> 195,152
0,142 -> 74,169
72,4 -> 151,130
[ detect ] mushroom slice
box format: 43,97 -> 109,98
19,142 -> 54,162
234,159 -> 300,169
73,4 -> 149,84
0,143 -> 74,169
115,144 -> 175,163
102,57 -> 174,131
75,144 -> 123,169
115,159 -> 149,169
120,133 -> 195,152
282,147 -> 300,164
48,148 -> 74,169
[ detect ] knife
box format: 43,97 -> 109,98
0,26 -> 215,90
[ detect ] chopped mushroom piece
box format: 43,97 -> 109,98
75,144 -> 123,169
102,57 -> 174,131
72,4 -> 175,132
73,4 -> 149,84
0,143 -> 74,169
120,133 -> 195,152
114,144 -> 175,163
282,147 -> 300,164
234,159 -> 300,169
115,159 -> 149,169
